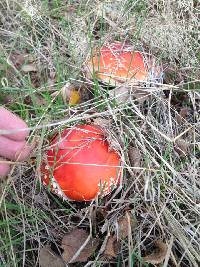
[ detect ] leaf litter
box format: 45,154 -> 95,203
21,63 -> 37,73
61,228 -> 99,263
174,138 -> 189,157
143,239 -> 168,264
39,246 -> 65,267
175,107 -> 189,124
39,212 -> 137,263
103,211 -> 137,258
103,235 -> 119,258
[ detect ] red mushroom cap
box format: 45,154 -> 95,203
41,124 -> 122,201
86,41 -> 162,86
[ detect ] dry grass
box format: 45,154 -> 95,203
0,0 -> 199,266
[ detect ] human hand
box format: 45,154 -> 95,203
0,107 -> 32,178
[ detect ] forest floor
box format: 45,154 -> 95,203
0,1 -> 199,267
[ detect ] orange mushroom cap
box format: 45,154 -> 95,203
86,41 -> 162,86
41,124 -> 122,201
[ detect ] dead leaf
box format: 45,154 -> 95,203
175,108 -> 189,124
143,240 -> 168,264
102,213 -> 137,259
179,108 -> 189,118
174,139 -> 189,157
39,246 -> 65,267
21,63 -> 37,72
104,236 -> 119,258
9,53 -> 26,68
9,52 -> 35,69
61,228 -> 99,263
117,214 -> 129,239
117,211 -> 137,239
128,146 -> 142,174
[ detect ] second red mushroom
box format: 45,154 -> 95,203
41,124 -> 122,201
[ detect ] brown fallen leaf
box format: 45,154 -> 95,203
174,139 -> 189,157
61,228 -> 99,263
9,52 -> 35,69
39,246 -> 65,267
117,211 -> 137,239
143,240 -> 168,264
21,63 -> 37,72
9,53 -> 26,69
175,108 -> 189,124
104,236 -> 119,258
103,212 -> 137,259
128,146 -> 142,174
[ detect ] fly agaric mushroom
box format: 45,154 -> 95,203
41,124 -> 122,201
85,41 -> 163,86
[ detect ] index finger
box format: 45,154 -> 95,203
0,107 -> 30,141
